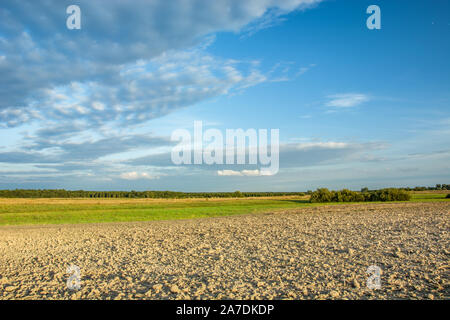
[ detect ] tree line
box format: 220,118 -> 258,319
0,184 -> 447,199
309,188 -> 411,203
0,189 -> 306,199
400,184 -> 450,191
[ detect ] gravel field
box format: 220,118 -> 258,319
0,202 -> 448,300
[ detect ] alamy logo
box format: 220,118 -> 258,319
67,264 -> 81,290
66,5 -> 81,30
366,265 -> 382,290
366,5 -> 381,30
171,121 -> 279,175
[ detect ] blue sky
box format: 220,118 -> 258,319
0,0 -> 449,191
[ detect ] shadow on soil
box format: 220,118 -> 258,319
279,199 -> 310,204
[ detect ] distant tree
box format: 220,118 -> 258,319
233,191 -> 243,198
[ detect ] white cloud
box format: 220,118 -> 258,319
119,171 -> 158,180
0,0 -> 323,127
1,41 -> 301,129
325,93 -> 370,108
217,169 -> 262,176
30,48 -> 279,128
293,142 -> 350,149
241,169 -> 262,176
296,63 -> 316,76
217,170 -> 243,176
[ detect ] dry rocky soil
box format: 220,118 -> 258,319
0,202 -> 448,299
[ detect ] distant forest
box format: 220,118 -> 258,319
0,184 -> 448,198
0,189 -> 306,199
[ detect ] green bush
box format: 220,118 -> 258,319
332,189 -> 365,202
309,188 -> 411,203
309,188 -> 333,203
369,188 -> 411,201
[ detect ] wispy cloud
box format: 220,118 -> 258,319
0,0 -> 322,128
239,1 -> 323,39
0,0 -> 327,191
325,93 -> 370,108
119,172 -> 159,180
217,169 -> 262,176
296,64 -> 317,76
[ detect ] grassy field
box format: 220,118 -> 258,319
0,192 -> 448,226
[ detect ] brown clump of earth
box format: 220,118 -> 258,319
0,202 -> 448,300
